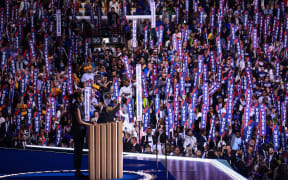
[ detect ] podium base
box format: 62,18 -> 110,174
88,121 -> 123,180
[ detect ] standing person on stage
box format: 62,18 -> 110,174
70,91 -> 94,178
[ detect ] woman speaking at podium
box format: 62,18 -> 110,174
70,91 -> 95,178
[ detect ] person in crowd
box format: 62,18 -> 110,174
107,7 -> 119,26
119,78 -> 133,99
197,130 -> 208,153
172,131 -> 184,151
127,136 -> 141,153
81,66 -> 94,87
183,129 -> 197,154
144,144 -> 152,154
231,130 -> 242,151
141,126 -> 155,149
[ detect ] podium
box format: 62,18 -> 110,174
88,121 -> 123,180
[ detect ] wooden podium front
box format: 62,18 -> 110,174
88,121 -> 123,180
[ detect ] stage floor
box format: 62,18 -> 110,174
0,146 -> 246,180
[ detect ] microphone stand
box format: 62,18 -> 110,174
154,112 -> 169,180
155,123 -> 159,171
165,135 -> 168,180
151,118 -> 162,173
163,99 -> 168,179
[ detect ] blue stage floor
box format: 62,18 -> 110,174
0,147 -> 246,180
0,147 -> 173,180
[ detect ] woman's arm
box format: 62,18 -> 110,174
75,108 -> 93,126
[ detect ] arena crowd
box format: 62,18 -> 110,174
0,0 -> 288,179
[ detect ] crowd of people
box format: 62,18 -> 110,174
0,0 -> 288,179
